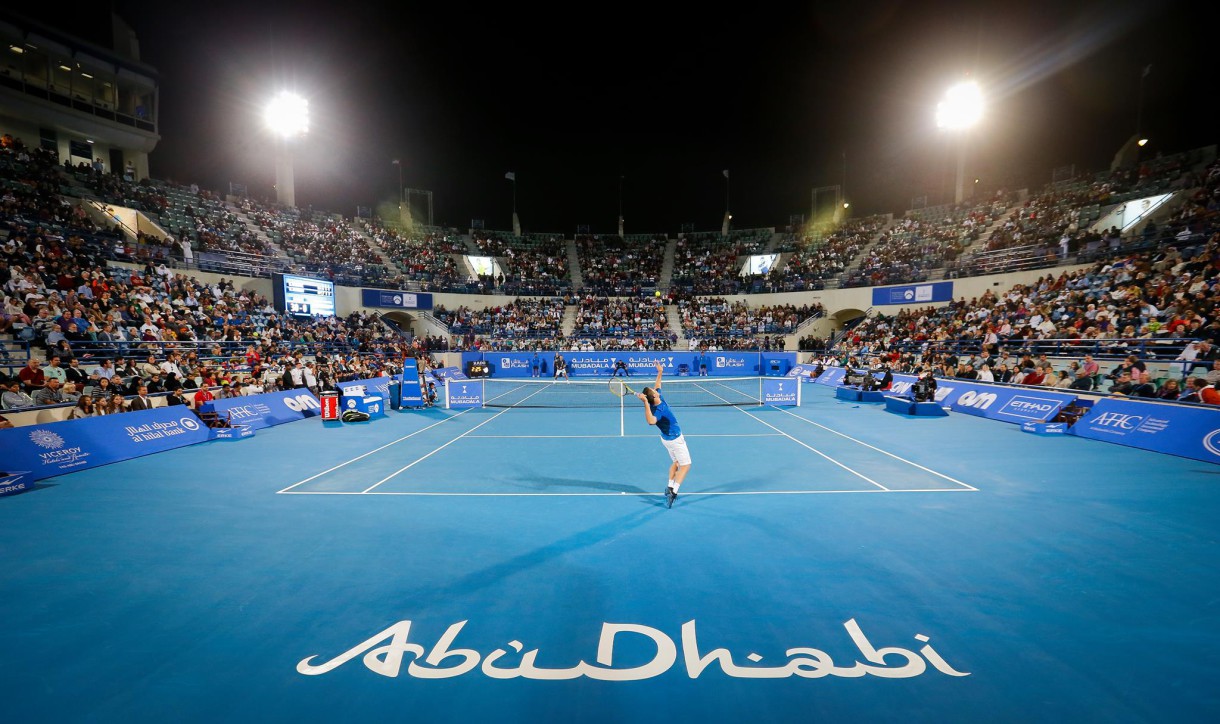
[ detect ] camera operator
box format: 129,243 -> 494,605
912,368 -> 938,402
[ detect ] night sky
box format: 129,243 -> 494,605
18,0 -> 1215,234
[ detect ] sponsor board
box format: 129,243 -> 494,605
1069,398 -> 1220,463
447,380 -> 484,409
762,378 -> 800,406
210,425 -> 256,441
0,406 -> 212,483
1021,421 -> 1068,435
207,388 -> 322,430
361,288 -> 433,310
479,352 -> 792,378
0,471 -> 33,496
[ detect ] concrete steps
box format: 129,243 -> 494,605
567,239 -> 583,289
658,238 -> 677,289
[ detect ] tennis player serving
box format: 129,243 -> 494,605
636,360 -> 691,508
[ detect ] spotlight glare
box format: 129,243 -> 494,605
264,91 -> 310,138
1137,138 -> 1148,147
936,81 -> 983,131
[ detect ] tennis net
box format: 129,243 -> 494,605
458,377 -> 765,408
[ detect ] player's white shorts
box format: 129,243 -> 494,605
660,434 -> 691,466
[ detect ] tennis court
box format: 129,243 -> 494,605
2,380 -> 1218,721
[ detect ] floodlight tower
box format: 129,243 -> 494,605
936,81 -> 983,204
264,91 -> 309,207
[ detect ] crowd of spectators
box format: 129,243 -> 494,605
572,294 -> 669,338
470,232 -> 570,296
778,215 -> 888,290
678,298 -> 823,340
829,224 -> 1220,400
434,298 -> 566,339
369,220 -> 467,291
670,229 -> 770,294
840,198 -> 1012,288
577,234 -> 663,294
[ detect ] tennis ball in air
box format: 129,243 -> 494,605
655,290 -> 661,297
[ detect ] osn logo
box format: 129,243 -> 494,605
393,295 -> 403,305
284,394 -> 322,412
347,399 -> 358,409
179,417 -> 201,431
956,390 -> 998,410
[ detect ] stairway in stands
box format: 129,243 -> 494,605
566,239 -> 583,290
561,304 -> 578,337
658,238 -> 677,289
665,305 -> 685,342
352,219 -> 397,269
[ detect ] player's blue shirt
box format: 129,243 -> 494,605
651,394 -> 682,440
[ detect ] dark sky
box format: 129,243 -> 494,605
20,0 -> 1215,234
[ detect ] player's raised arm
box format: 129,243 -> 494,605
653,361 -> 664,389
636,391 -> 657,424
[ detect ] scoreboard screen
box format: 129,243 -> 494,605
274,273 -> 336,317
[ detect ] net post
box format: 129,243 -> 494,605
444,377 -> 451,409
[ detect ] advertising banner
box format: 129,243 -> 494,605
871,281 -> 954,306
0,406 -> 212,485
446,379 -> 484,409
361,288 -> 434,310
481,352 -> 794,378
205,388 -> 322,430
339,376 -> 392,400
762,378 -> 800,406
1068,398 -> 1220,464
949,386 -> 1077,423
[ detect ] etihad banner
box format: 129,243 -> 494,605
206,388 -> 322,430
481,352 -> 796,378
1069,398 -> 1220,464
816,368 -> 1075,424
0,406 -> 212,485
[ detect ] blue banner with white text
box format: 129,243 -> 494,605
871,281 -> 954,306
205,388 -> 322,430
0,406 -> 213,485
1069,398 -> 1220,464
763,378 -> 800,406
447,379 -> 484,409
338,376 -> 392,400
361,288 -> 433,310
480,352 -> 795,378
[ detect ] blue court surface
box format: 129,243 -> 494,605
2,381 -> 1219,722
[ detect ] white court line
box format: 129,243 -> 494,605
774,405 -> 978,491
359,383 -> 551,494
279,488 -> 977,497
276,409 -> 477,493
463,433 -> 785,439
695,381 -> 889,491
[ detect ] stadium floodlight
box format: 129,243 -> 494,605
1138,138 -> 1149,147
265,91 -> 309,207
264,91 -> 309,138
937,80 -> 982,204
936,81 -> 983,131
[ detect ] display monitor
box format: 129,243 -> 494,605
273,273 -> 336,317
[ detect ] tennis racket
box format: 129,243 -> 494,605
609,379 -> 636,398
